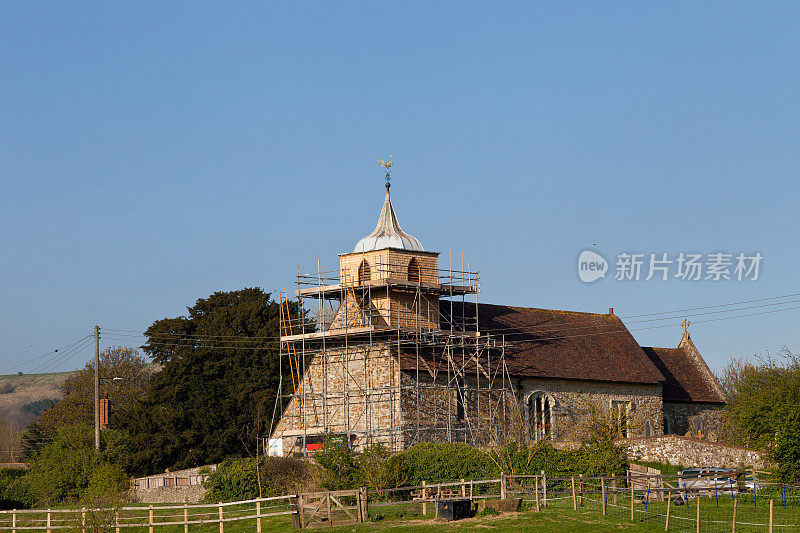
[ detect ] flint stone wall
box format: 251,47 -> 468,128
623,435 -> 768,470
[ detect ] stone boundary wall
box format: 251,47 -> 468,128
622,435 -> 768,470
129,464 -> 218,503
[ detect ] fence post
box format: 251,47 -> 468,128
731,497 -> 737,533
500,472 -> 506,499
461,478 -> 466,497
361,487 -> 369,523
115,510 -> 120,533
571,477 -> 577,511
422,481 -> 427,516
184,506 -> 189,533
630,482 -> 634,521
602,477 -> 606,516
579,474 -> 584,508
665,491 -> 671,531
470,480 -> 474,501
542,471 -> 547,509
534,476 -> 540,512
148,506 -> 154,533
218,502 -> 224,533
82,508 -> 86,533
12,510 -> 16,533
695,496 -> 700,533
46,510 -> 51,533
769,499 -> 773,533
612,473 -> 617,504
256,500 -> 261,533
435,485 -> 441,519
290,496 -> 301,529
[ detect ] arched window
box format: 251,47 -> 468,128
644,421 -> 653,437
358,260 -> 371,284
664,416 -> 672,435
611,401 -> 630,438
408,258 -> 421,283
528,392 -> 554,440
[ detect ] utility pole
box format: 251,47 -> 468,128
94,325 -> 100,451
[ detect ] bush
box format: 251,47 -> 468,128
314,437 -> 360,490
203,456 -> 314,502
23,423 -> 129,507
0,469 -> 34,510
396,442 -> 497,485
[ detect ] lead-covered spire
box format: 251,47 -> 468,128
353,159 -> 424,252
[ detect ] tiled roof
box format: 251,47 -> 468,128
439,302 -> 665,384
641,346 -> 726,404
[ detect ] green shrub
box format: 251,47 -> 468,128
314,437 -> 360,490
0,469 -> 34,510
24,423 -> 129,507
203,456 -> 314,502
357,444 -> 405,490
396,442 -> 497,485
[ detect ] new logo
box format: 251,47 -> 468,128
578,250 -> 608,283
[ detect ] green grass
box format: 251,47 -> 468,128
6,491 -> 799,532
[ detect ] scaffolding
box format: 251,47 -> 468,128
270,256 -> 516,455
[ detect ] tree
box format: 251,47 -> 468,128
24,423 -> 129,507
120,288 -> 296,475
721,349 -> 800,481
22,347 -> 151,459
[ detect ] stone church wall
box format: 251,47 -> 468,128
271,344 -> 402,452
398,370 -> 512,448
516,378 -> 665,441
663,402 -> 725,439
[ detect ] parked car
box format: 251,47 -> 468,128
677,467 -> 737,497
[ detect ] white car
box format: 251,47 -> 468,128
678,467 -> 737,497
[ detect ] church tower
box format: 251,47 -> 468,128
271,161 -> 489,455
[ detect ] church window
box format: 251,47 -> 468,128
528,392 -> 554,440
664,416 -> 672,435
408,258 -> 421,282
612,401 -> 630,438
358,260 -> 371,284
644,420 -> 653,437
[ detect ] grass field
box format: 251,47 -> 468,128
4,482 -> 797,532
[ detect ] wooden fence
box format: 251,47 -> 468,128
0,471 -> 795,531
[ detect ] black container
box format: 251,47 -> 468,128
436,498 -> 472,521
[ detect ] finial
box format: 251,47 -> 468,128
377,155 -> 392,191
681,318 -> 690,334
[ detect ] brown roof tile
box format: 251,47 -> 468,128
641,346 -> 725,404
440,302 -> 665,384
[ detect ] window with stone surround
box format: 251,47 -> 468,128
528,392 -> 554,440
644,420 -> 653,437
611,400 -> 631,438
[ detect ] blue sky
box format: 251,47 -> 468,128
1,2 -> 798,374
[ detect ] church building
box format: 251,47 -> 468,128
270,169 -> 726,456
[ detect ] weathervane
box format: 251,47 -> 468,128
681,319 -> 690,334
377,155 -> 393,191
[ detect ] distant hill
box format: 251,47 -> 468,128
0,371 -> 76,429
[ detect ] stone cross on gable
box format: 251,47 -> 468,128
681,319 -> 690,333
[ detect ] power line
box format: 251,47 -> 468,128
0,334 -> 93,376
